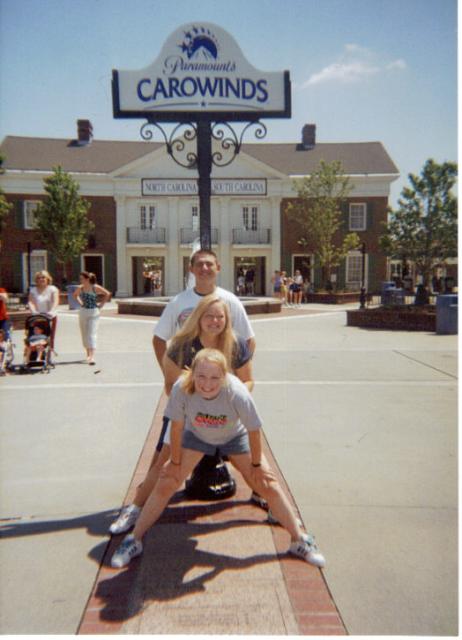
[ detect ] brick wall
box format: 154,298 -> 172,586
281,196 -> 389,292
0,194 -> 117,293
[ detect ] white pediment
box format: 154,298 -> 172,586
110,140 -> 286,181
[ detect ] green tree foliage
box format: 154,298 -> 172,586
34,166 -> 94,284
287,160 -> 360,289
380,159 -> 458,288
0,154 -> 13,240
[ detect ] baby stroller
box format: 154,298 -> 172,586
21,314 -> 54,373
0,323 -> 15,375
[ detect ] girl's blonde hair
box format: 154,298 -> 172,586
181,348 -> 228,395
34,270 -> 53,285
169,294 -> 236,369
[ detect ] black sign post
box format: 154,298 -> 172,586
112,22 -> 291,499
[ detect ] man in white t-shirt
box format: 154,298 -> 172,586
153,249 -> 255,368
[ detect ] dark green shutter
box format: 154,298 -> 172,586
341,201 -> 349,232
367,202 -> 374,230
15,201 -> 24,229
104,253 -> 115,293
71,257 -> 81,283
11,252 -> 23,292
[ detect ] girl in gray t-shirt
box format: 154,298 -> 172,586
111,348 -> 325,570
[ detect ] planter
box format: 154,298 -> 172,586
305,292 -> 366,304
347,305 -> 436,331
8,310 -> 30,330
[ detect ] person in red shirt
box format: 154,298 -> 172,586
0,287 -> 10,338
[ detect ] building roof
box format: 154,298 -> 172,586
0,135 -> 399,176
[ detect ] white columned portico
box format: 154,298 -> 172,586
270,196 -> 281,291
115,195 -> 129,297
166,197 -> 179,295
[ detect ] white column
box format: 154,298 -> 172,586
166,197 -> 179,295
270,196 -> 281,293
217,197 -> 232,291
115,196 -> 129,297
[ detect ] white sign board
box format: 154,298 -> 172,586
142,178 -> 267,196
113,22 -> 290,121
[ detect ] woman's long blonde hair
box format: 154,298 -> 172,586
181,348 -> 228,395
169,294 -> 236,369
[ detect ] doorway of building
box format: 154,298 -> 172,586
132,257 -> 164,296
293,254 -> 312,283
234,257 -> 265,296
83,255 -> 104,286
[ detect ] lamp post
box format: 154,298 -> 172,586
359,242 -> 366,309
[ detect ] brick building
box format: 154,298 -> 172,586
0,120 -> 399,296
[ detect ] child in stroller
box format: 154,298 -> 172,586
22,314 -> 53,372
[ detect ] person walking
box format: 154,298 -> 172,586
73,271 -> 111,365
28,270 -> 60,352
110,348 -> 325,570
291,269 -> 304,308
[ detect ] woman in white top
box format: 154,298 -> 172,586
28,270 -> 60,351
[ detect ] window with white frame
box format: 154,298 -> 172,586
23,250 -> 47,290
140,205 -> 156,229
349,203 -> 366,231
24,201 -> 40,229
192,205 -> 199,231
243,206 -> 258,230
346,252 -> 363,286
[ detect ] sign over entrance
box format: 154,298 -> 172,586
112,22 -> 290,121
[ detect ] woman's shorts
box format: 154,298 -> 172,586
273,285 -> 281,293
182,429 -> 250,456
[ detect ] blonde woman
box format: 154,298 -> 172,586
28,270 -> 59,352
111,349 -> 325,569
109,294 -> 254,535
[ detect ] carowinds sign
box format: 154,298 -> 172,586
112,22 -> 290,121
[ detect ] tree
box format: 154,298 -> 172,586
34,166 -> 94,287
0,154 -> 13,242
380,159 -> 458,291
287,160 -> 360,290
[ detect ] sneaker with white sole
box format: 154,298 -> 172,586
289,533 -> 326,568
109,504 -> 141,535
251,492 -> 268,510
111,534 -> 143,568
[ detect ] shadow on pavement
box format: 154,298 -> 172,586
0,509 -> 121,538
94,515 -> 281,623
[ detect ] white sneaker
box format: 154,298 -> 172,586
111,534 -> 143,568
289,533 -> 326,568
109,504 -> 141,535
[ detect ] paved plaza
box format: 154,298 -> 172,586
0,301 -> 458,635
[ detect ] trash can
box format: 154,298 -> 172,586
381,281 -> 396,305
436,294 -> 458,335
67,285 -> 80,310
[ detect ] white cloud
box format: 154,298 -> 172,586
299,45 -> 406,88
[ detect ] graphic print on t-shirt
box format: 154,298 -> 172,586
193,412 -> 229,428
177,306 -> 195,328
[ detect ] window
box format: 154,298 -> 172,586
349,203 -> 366,231
192,205 -> 199,231
140,205 -> 156,230
346,252 -> 364,288
243,206 -> 258,231
22,250 -> 47,290
24,201 -> 40,229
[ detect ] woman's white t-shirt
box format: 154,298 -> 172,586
29,285 -> 59,317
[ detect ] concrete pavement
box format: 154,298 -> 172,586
0,301 -> 457,634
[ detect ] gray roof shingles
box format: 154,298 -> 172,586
0,135 -> 399,176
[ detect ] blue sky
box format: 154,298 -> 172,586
0,0 -> 457,206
